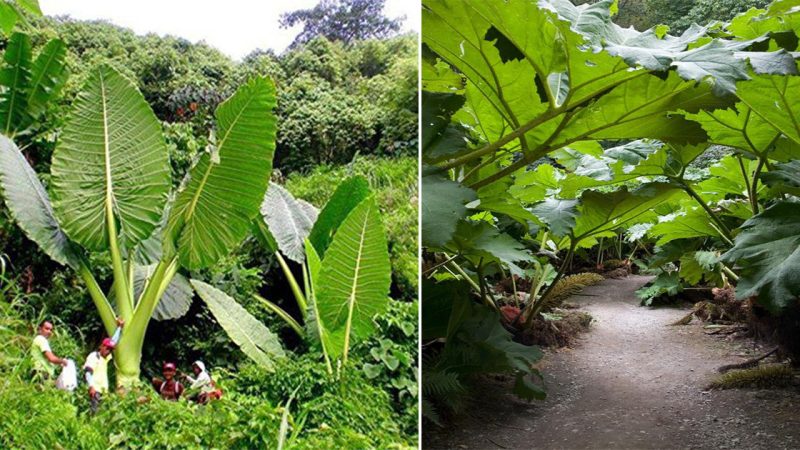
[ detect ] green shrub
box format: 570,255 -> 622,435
0,373 -> 411,449
353,300 -> 419,436
232,354 -> 408,446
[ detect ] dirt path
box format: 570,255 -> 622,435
424,276 -> 800,450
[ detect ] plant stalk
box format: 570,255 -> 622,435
275,252 -> 308,315
77,262 -> 116,336
254,294 -> 304,336
749,157 -> 767,214
525,239 -> 576,325
304,262 -> 332,375
679,181 -> 734,241
106,210 -> 132,320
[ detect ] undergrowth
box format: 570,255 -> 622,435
0,287 -> 414,449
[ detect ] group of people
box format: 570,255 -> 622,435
151,360 -> 223,404
31,319 -> 221,412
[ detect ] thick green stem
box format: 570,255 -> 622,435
422,254 -> 458,277
749,157 -> 767,215
679,181 -> 734,241
77,262 -> 116,336
104,198 -> 132,321
253,294 -> 304,336
721,263 -> 739,282
435,111 -> 559,168
434,71 -> 649,170
525,239 -> 576,325
275,252 -> 307,316
445,257 -> 496,309
735,155 -> 754,213
113,258 -> 178,388
304,262 -> 332,375
113,338 -> 142,389
477,259 -> 487,307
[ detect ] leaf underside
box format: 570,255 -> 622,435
191,279 -> 285,370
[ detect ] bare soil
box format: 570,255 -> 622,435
423,276 -> 800,450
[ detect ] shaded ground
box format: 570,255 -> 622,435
424,276 -> 800,450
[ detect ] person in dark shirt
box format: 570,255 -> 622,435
151,362 -> 184,401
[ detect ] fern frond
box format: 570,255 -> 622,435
539,272 -> 605,311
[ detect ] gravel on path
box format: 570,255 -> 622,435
423,275 -> 800,450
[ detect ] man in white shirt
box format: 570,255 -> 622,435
83,317 -> 124,413
31,321 -> 67,382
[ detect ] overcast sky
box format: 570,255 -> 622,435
38,0 -> 420,60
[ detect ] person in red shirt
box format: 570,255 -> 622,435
151,362 -> 184,401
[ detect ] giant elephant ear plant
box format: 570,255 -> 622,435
193,176 -> 393,376
0,64 -> 282,387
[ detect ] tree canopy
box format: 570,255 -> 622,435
280,0 -> 404,47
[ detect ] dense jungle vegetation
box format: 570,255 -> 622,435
0,0 -> 418,448
421,0 -> 800,424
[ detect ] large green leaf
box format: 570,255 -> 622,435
50,64 -> 170,252
436,289 -> 545,400
422,170 -> 476,248
191,279 -> 285,370
546,0 -> 795,95
737,74 -> 800,146
135,265 -> 193,321
0,32 -> 31,135
721,202 -> 800,312
0,4 -> 20,36
555,72 -> 713,145
316,196 -> 391,359
572,183 -> 682,241
761,160 -> 800,188
444,220 -> 532,272
24,38 -> 68,127
509,163 -> 563,203
684,102 -> 782,157
530,198 -> 579,237
0,135 -> 78,268
16,0 -> 40,15
474,177 -> 539,225
167,76 -> 276,269
697,155 -> 761,201
649,207 -> 723,246
307,175 -> 370,258
421,278 -> 471,341
421,91 -> 471,162
260,182 -> 317,263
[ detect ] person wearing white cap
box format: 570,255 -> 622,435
184,360 -> 220,403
